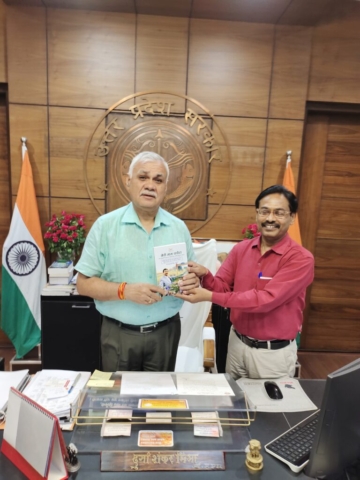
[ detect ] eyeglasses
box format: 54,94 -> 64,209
256,208 -> 291,219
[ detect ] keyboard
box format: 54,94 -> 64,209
264,410 -> 320,473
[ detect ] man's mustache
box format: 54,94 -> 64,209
261,222 -> 280,228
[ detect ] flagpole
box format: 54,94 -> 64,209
21,137 -> 27,161
286,150 -> 292,166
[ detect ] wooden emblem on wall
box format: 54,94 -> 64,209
84,92 -> 231,234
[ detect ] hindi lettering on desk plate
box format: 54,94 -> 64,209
101,450 -> 225,472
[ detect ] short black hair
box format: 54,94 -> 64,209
255,185 -> 298,214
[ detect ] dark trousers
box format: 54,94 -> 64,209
101,314 -> 181,372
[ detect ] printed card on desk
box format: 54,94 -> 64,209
138,431 -> 174,447
154,242 -> 188,295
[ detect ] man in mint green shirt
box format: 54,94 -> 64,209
76,152 -> 197,372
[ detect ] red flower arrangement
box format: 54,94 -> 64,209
44,211 -> 86,259
242,223 -> 261,239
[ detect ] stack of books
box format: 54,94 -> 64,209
48,260 -> 74,285
41,260 -> 77,296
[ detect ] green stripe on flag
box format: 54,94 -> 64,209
1,266 -> 41,358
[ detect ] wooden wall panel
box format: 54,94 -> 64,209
318,198 -> 360,240
269,26 -> 313,120
0,1 -> 7,82
7,6 -> 47,104
48,9 -> 136,108
213,116 -> 267,147
136,15 -> 188,113
263,119 -> 304,188
209,145 -> 264,206
211,117 -> 266,206
9,104 -> 49,197
321,116 -> 360,199
304,315 -> 360,351
188,19 -> 273,117
49,107 -> 106,199
297,115 -> 328,254
0,104 -> 10,255
186,204 -> 255,240
308,3 -> 360,104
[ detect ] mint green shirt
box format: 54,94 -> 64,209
75,203 -> 195,325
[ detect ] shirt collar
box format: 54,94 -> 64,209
251,233 -> 291,254
122,203 -> 171,228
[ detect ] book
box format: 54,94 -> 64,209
0,370 -> 30,412
154,242 -> 188,295
48,261 -> 74,276
49,272 -> 73,285
41,284 -> 76,296
1,388 -> 68,480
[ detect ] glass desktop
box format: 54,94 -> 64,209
70,372 -> 254,453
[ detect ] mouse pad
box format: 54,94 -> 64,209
236,377 -> 317,412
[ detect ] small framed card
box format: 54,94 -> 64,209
139,399 -> 188,409
138,431 -> 174,447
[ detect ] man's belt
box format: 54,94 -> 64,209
105,313 -> 179,334
234,330 -> 293,350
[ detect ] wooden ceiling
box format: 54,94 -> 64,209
3,0 -> 358,26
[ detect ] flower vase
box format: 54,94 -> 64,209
56,251 -> 75,263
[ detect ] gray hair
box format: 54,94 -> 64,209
128,151 -> 169,181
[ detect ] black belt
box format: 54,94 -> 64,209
234,330 -> 293,350
105,313 -> 179,334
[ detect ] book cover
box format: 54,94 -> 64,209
154,242 -> 188,295
48,261 -> 73,276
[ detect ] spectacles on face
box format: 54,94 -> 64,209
256,208 -> 291,219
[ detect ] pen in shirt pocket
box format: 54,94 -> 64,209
258,272 -> 273,280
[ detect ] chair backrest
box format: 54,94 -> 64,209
175,239 -> 218,372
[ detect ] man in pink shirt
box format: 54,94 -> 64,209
177,185 -> 314,379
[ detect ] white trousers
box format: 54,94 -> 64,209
225,327 -> 298,380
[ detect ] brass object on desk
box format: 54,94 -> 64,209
245,439 -> 264,472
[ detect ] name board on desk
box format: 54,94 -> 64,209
101,450 -> 225,472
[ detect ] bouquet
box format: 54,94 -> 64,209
44,211 -> 86,259
242,223 -> 260,239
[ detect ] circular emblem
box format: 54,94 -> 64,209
6,240 -> 40,276
84,91 -> 232,234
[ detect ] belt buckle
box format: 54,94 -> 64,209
140,323 -> 157,334
253,340 -> 259,349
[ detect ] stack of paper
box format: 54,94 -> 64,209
0,370 -> 30,412
22,369 -> 91,420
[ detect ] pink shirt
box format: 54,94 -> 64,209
203,234 -> 314,340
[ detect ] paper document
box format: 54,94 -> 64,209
0,370 -> 30,412
237,377 -> 317,412
176,373 -> 235,396
23,370 -> 91,419
121,373 -> 177,395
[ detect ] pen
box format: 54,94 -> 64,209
258,272 -> 273,280
68,373 -> 81,394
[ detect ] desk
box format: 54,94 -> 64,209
0,380 -> 324,479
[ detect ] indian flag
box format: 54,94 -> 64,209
1,142 -> 46,358
283,151 -> 302,246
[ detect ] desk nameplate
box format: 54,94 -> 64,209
101,450 -> 225,471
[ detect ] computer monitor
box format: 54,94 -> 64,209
305,358 -> 360,479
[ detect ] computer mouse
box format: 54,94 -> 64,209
264,381 -> 283,400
